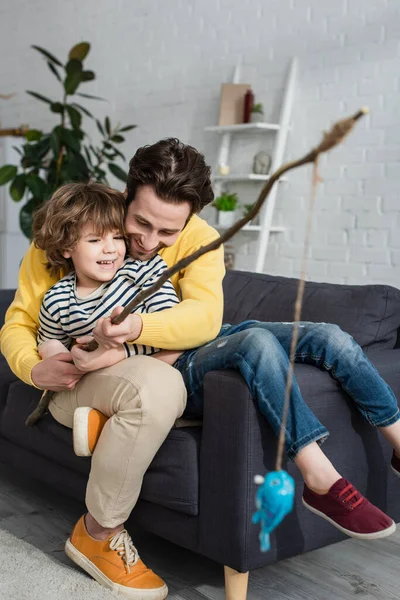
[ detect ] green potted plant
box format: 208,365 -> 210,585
0,42 -> 136,239
250,102 -> 264,123
212,191 -> 238,227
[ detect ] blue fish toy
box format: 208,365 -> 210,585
252,470 -> 295,552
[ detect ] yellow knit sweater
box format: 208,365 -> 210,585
0,215 -> 225,386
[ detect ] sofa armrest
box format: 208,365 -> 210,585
197,369 -> 276,572
0,290 -> 16,328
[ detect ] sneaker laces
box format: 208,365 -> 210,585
109,529 -> 138,573
338,483 -> 363,509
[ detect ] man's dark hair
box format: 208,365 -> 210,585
126,138 -> 214,214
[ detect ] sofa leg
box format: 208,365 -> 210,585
224,566 -> 249,600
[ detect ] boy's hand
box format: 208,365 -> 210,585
71,343 -> 126,372
78,307 -> 143,350
31,353 -> 84,391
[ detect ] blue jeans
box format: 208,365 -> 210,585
174,321 -> 400,460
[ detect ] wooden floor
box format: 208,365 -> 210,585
0,463 -> 399,600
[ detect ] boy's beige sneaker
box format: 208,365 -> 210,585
65,515 -> 168,600
73,407 -> 108,457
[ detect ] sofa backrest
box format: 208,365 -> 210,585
223,270 -> 400,350
0,290 -> 16,329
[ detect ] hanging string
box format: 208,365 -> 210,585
275,159 -> 321,472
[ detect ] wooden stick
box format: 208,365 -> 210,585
25,108 -> 368,427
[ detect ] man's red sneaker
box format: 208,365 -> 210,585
302,478 -> 396,540
391,452 -> 400,478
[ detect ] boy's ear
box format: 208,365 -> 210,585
62,249 -> 71,259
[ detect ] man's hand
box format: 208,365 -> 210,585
31,353 -> 85,391
77,307 -> 143,350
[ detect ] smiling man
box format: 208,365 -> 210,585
0,138 -> 225,600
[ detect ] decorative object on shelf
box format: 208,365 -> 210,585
243,88 -> 254,123
250,102 -> 264,123
212,191 -> 238,227
218,83 -> 251,126
224,244 -> 235,270
253,150 -> 272,175
217,163 -> 230,176
242,203 -> 260,226
0,42 -> 136,239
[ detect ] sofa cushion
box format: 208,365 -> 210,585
0,379 -> 200,516
223,270 -> 400,350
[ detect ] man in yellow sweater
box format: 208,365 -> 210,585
0,138 -> 225,600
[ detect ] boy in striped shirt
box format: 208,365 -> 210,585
33,181 -> 181,392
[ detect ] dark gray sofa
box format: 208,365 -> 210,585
1,270 -> 400,574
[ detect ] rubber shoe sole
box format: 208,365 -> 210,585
302,497 -> 396,540
65,537 -> 168,600
73,407 -> 93,457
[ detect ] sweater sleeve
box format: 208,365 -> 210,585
0,243 -> 59,386
134,232 -> 225,350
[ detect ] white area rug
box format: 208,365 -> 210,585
0,528 -> 116,600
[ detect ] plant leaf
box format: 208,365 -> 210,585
20,197 -> 43,240
26,90 -> 52,104
26,173 -> 47,198
83,146 -> 93,167
82,71 -> 95,81
64,72 -> 83,95
105,117 -> 111,136
25,129 -> 42,142
118,125 -> 137,132
111,134 -> 125,143
0,165 -> 18,185
66,59 -> 83,76
61,128 -> 81,153
68,42 -> 90,62
50,102 -> 64,114
109,145 -> 125,160
108,163 -> 127,183
31,45 -> 62,66
96,119 -> 105,135
47,61 -> 62,82
66,105 -> 82,129
50,130 -> 60,157
10,174 -> 26,201
76,92 -> 107,101
71,102 -> 93,118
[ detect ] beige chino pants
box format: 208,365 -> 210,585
49,355 -> 187,527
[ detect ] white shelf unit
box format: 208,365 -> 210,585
206,58 -> 297,273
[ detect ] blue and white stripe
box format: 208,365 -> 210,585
37,254 -> 179,357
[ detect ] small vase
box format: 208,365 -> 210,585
217,211 -> 235,227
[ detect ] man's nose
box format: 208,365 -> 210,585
142,233 -> 158,251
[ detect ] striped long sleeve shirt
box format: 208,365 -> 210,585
37,254 -> 179,357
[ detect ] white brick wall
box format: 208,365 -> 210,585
0,0 -> 399,286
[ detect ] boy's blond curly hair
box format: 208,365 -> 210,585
33,182 -> 126,276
